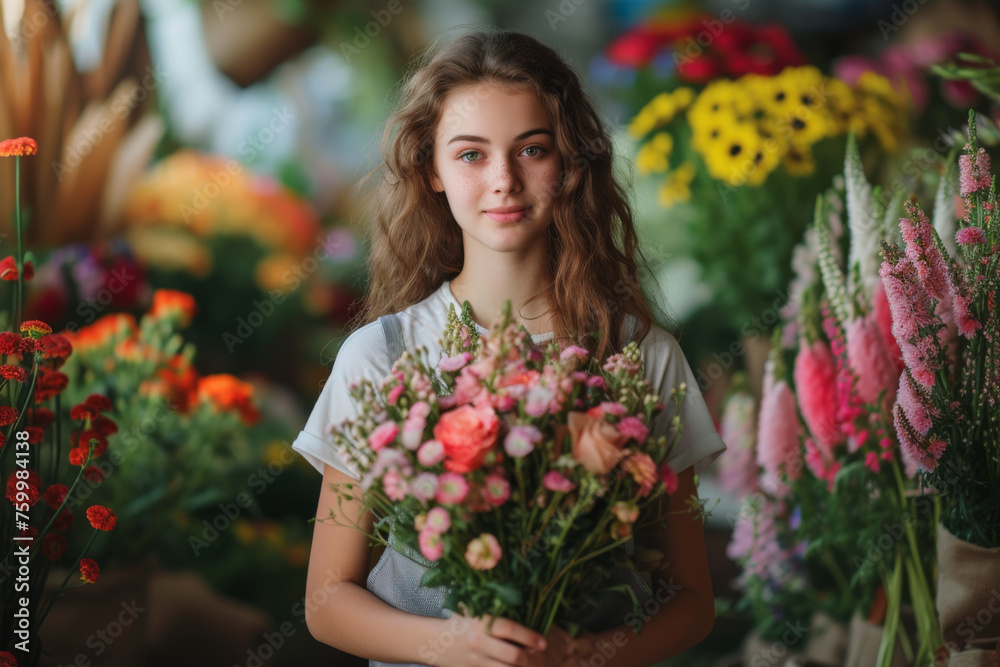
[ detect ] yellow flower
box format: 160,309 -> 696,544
688,80 -> 743,132
636,142 -> 668,176
672,87 -> 695,109
658,162 -> 696,208
628,108 -> 657,138
699,122 -> 764,187
782,145 -> 816,176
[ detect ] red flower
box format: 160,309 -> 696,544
84,394 -> 114,412
6,470 -> 41,507
19,320 -> 52,337
0,136 -> 39,157
53,508 -> 75,531
659,462 -> 679,495
83,466 -> 105,484
19,526 -> 37,541
34,368 -> 69,402
38,333 -> 72,367
433,404 -> 500,473
0,331 -> 21,355
70,404 -> 98,421
25,426 -> 43,444
80,558 -> 101,584
0,649 -> 18,666
18,337 -> 38,355
0,256 -> 33,282
86,505 -> 117,531
675,53 -> 722,84
606,28 -> 668,68
28,407 -> 55,428
72,430 -> 108,457
68,447 -> 89,466
0,406 -> 17,427
44,483 -> 69,509
0,365 -> 27,382
42,533 -> 67,560
91,414 -> 118,436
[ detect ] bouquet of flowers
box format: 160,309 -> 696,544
326,302 -> 688,635
880,110 -> 999,549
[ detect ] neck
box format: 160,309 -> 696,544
450,252 -> 554,337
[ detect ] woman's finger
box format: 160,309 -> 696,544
485,616 -> 548,652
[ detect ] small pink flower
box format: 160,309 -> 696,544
400,416 -> 426,450
409,401 -> 432,420
585,375 -> 607,390
436,472 -> 469,504
586,401 -> 627,418
465,533 -> 502,570
611,501 -> 639,524
368,421 -> 399,451
542,470 -> 576,493
524,385 -> 556,418
616,416 -> 650,444
896,371 -> 938,436
559,345 -> 590,361
958,146 -> 991,196
382,469 -> 408,501
419,529 -> 444,561
794,339 -> 843,450
424,506 -> 451,533
387,383 -> 405,406
864,451 -> 881,473
417,439 -> 446,466
927,438 -> 947,460
659,462 -> 679,494
410,472 -> 439,502
439,352 -> 475,372
624,452 -> 658,497
504,424 -> 542,457
482,474 -> 510,506
955,226 -> 987,245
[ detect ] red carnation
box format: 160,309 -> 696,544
44,483 -> 69,509
6,470 -> 41,507
68,447 -> 89,466
83,466 -> 105,484
675,53 -> 722,84
19,320 -> 52,337
80,558 -> 101,584
38,333 -> 72,367
34,368 -> 69,402
0,331 -> 22,355
0,365 -> 27,382
91,414 -> 118,436
18,337 -> 38,355
53,508 -> 75,531
85,394 -> 114,412
86,505 -> 117,531
0,136 -> 39,157
0,406 -> 17,427
70,404 -> 99,421
42,533 -> 66,560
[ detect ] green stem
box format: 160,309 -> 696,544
36,529 -> 99,628
15,155 -> 23,328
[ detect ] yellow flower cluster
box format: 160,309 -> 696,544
631,66 -> 909,197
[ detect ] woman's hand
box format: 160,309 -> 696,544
433,613 -> 550,667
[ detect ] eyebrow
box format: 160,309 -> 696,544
446,128 -> 554,145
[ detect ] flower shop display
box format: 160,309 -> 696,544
0,136 -> 121,666
0,0 -> 164,249
879,111 -> 1000,663
324,302 -> 689,636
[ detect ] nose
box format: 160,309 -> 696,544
491,156 -> 521,194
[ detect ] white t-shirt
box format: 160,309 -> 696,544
292,281 -> 726,480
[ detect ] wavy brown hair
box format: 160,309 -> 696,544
350,27 -> 670,362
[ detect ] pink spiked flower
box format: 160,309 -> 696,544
756,360 -> 803,495
958,145 -> 991,196
794,338 -> 843,451
845,315 -> 900,411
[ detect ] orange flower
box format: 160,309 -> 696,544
150,289 -> 197,328
196,374 -> 260,425
567,410 -> 630,474
79,558 -> 101,584
86,505 -> 117,531
65,314 -> 138,350
141,355 -> 198,412
0,256 -> 33,281
0,137 -> 39,157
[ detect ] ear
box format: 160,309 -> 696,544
430,167 -> 443,193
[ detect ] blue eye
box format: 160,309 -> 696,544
523,146 -> 544,157
459,150 -> 481,162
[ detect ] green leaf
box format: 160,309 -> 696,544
485,581 -> 523,607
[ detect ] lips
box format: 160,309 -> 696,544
484,206 -> 529,213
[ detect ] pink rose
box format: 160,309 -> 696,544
542,470 -> 576,493
433,404 -> 499,474
368,421 -> 399,451
567,411 -> 629,474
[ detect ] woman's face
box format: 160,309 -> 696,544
430,82 -> 563,256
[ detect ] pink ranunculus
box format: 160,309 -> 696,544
504,424 -> 542,458
482,474 -> 511,506
794,338 -> 843,452
439,351 -> 475,373
616,416 -> 650,444
382,469 -> 408,501
417,439 -> 446,466
846,315 -> 900,411
542,470 -> 576,493
409,401 -> 432,420
368,421 -> 399,451
559,345 -> 590,361
658,462 -> 679,494
465,533 -> 502,570
567,411 -> 629,474
433,404 -> 500,474
624,452 -> 657,497
424,506 -> 451,533
436,472 -> 469,504
400,416 -> 426,450
409,472 -> 439,502
418,529 -> 444,561
387,383 -> 405,406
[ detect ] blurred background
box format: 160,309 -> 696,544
0,0 -> 998,664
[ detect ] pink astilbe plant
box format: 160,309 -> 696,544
756,357 -> 803,496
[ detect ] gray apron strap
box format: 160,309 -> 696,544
378,313 -> 405,367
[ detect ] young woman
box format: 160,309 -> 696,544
293,28 -> 726,667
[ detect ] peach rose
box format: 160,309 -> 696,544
433,404 -> 500,473
568,411 -> 629,474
